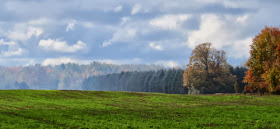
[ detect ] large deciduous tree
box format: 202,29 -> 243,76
183,43 -> 236,94
244,26 -> 280,94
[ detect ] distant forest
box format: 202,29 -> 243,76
82,69 -> 187,94
0,62 -> 163,90
82,66 -> 247,94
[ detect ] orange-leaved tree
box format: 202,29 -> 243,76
244,26 -> 280,94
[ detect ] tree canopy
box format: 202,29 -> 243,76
244,26 -> 280,94
183,43 -> 236,94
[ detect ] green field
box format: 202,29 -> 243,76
0,90 -> 280,128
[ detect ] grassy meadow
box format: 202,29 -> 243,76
0,90 -> 280,128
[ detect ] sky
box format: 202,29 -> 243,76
0,0 -> 279,67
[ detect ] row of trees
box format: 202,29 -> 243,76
0,62 -> 163,90
82,69 -> 188,94
183,26 -> 280,95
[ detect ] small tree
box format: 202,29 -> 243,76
234,82 -> 240,93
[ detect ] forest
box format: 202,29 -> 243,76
0,62 -> 163,90
82,66 -> 246,94
82,69 -> 187,94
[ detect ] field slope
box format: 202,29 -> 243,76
1,90 -> 280,128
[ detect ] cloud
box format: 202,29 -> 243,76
28,18 -> 50,25
102,27 -> 137,47
187,14 -> 252,58
2,48 -> 24,57
150,14 -> 192,30
149,42 -> 163,51
0,58 -> 36,66
0,39 -> 25,57
66,20 -> 76,31
228,37 -> 252,58
80,22 -> 95,28
0,39 -> 16,46
8,25 -> 43,41
39,39 -> 86,53
236,15 -> 248,23
120,17 -> 130,25
114,5 -> 122,12
131,4 -> 142,15
42,57 -> 92,66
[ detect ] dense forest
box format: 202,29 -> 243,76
0,62 -> 163,90
82,69 -> 188,94
82,67 -> 246,94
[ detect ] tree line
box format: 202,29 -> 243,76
82,69 -> 188,94
182,26 -> 280,95
82,66 -> 246,94
0,62 -> 163,90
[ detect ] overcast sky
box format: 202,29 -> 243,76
0,0 -> 279,67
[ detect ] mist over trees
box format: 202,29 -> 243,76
0,62 -> 163,90
82,69 -> 188,94
183,43 -> 236,94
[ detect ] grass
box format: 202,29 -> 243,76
0,90 -> 280,128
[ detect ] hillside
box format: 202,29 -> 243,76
0,62 -> 163,90
1,90 -> 280,128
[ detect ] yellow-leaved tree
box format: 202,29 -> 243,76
244,26 -> 280,94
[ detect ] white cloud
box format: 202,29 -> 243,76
229,37 -> 252,58
120,17 -> 130,25
2,48 -> 24,57
81,22 -> 95,28
0,39 -> 16,46
39,39 -> 86,53
103,28 -> 136,47
149,42 -> 163,51
131,4 -> 142,15
150,14 -> 192,30
187,14 -> 252,58
28,18 -> 50,25
236,15 -> 248,23
0,58 -> 36,66
187,14 -> 227,49
66,21 -> 76,31
8,25 -> 43,41
114,5 -> 122,12
0,39 -> 25,57
42,57 -> 92,66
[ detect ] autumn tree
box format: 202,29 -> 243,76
244,26 -> 280,94
183,43 -> 236,94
